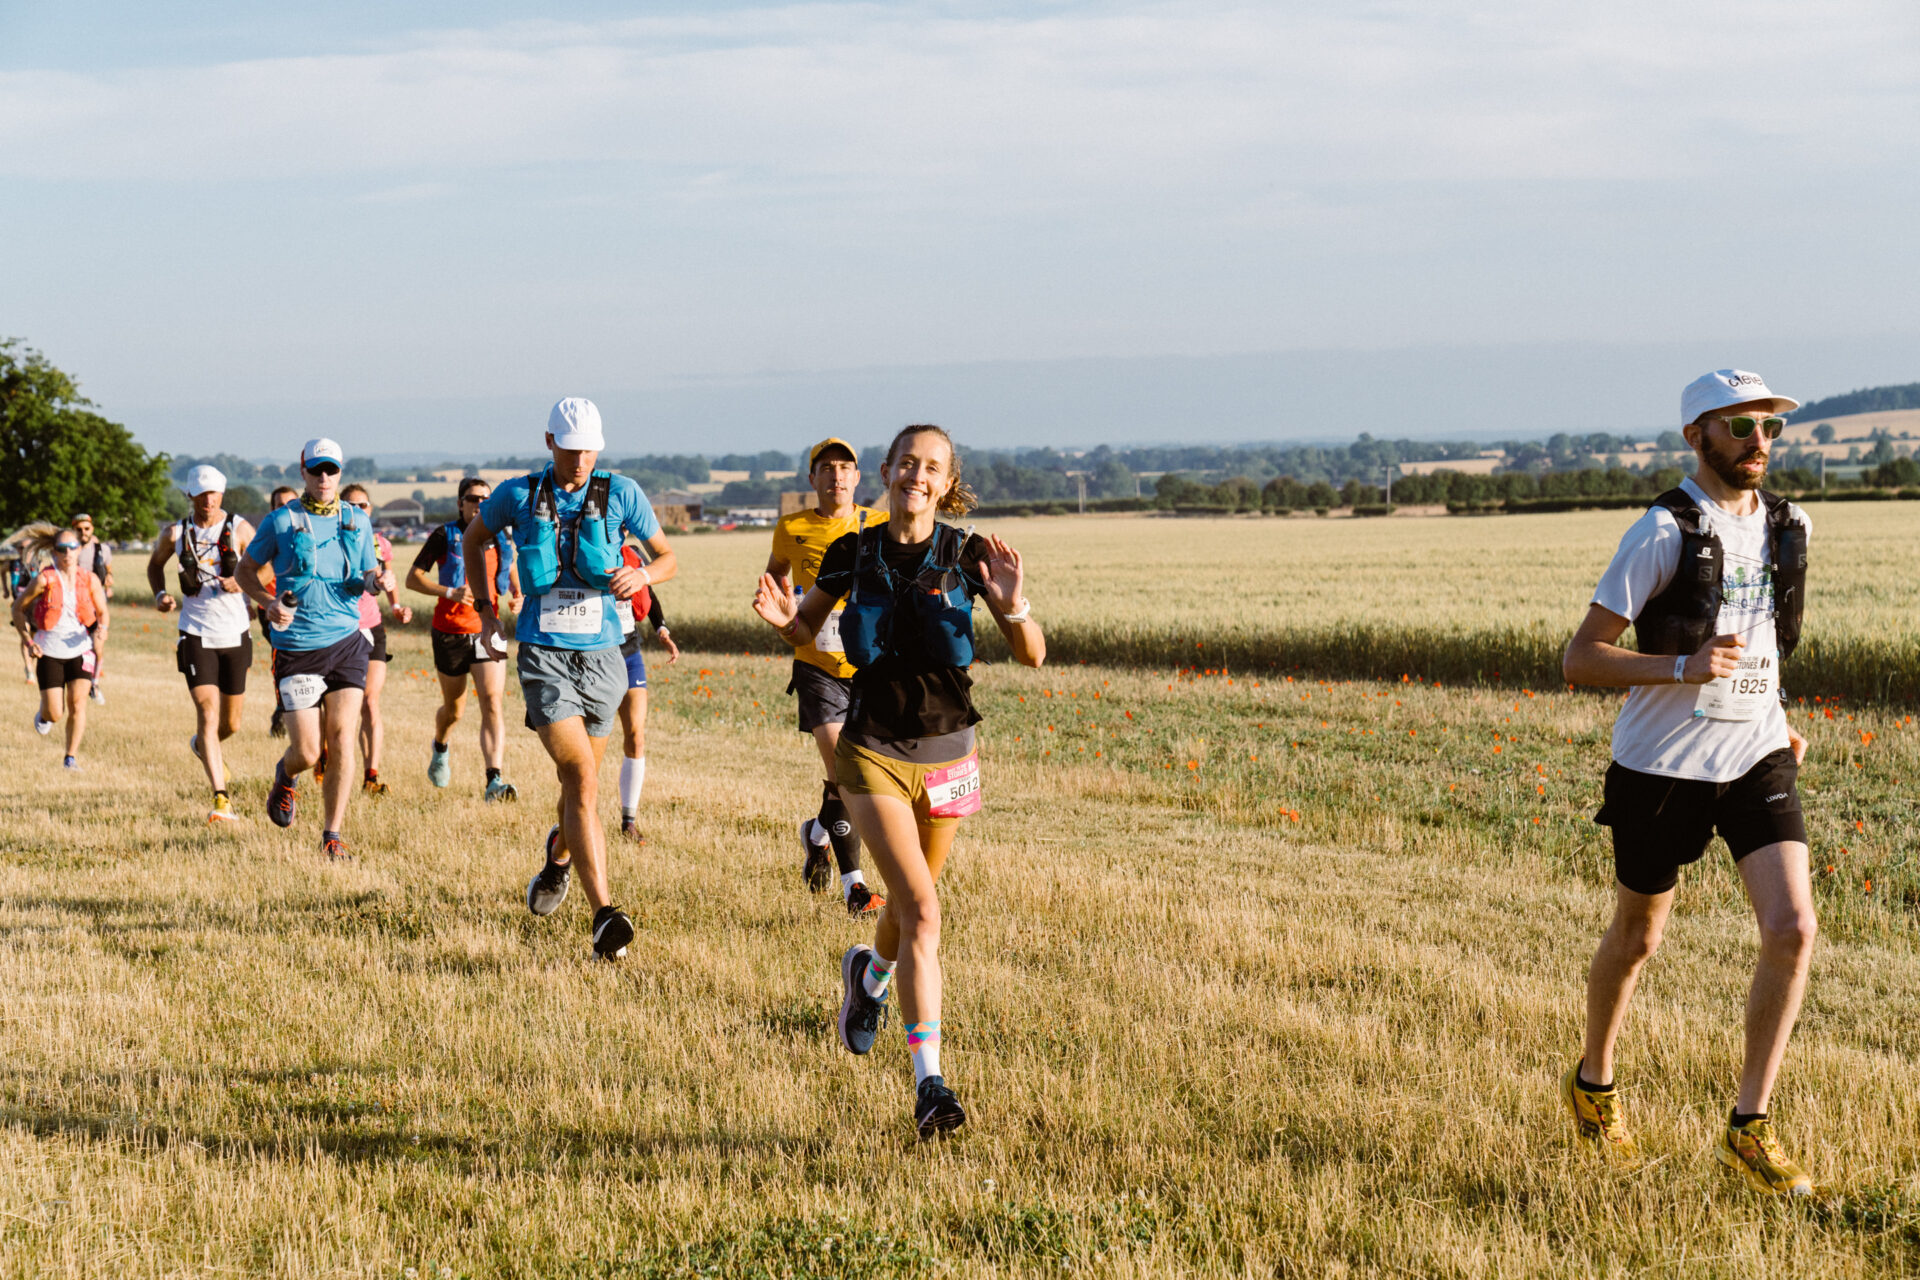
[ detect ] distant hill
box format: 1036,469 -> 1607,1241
1795,383 -> 1920,420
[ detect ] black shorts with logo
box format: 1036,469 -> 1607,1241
1595,747 -> 1807,896
272,632 -> 371,708
177,631 -> 253,695
432,627 -> 503,678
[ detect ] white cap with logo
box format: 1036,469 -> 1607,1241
302,437 -> 346,470
548,398 -> 606,451
184,464 -> 227,497
1681,370 -> 1800,425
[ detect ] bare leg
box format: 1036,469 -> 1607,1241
845,792 -> 958,1030
434,670 -> 469,745
536,718 -> 614,911
1735,841 -> 1817,1114
63,679 -> 90,756
190,684 -> 225,790
473,660 -> 507,769
319,688 -> 363,832
618,688 -> 647,760
359,659 -> 387,775
1581,882 -> 1676,1084
39,685 -> 65,727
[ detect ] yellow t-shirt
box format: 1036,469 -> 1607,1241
771,504 -> 887,677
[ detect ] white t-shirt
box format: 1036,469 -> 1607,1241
35,571 -> 92,660
1593,477 -> 1810,783
175,517 -> 251,647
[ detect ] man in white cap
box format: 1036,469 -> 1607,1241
1561,369 -> 1818,1196
68,511 -> 113,702
147,465 -> 257,823
466,398 -> 677,959
237,438 -> 394,860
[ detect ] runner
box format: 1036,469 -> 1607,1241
767,438 -> 888,915
340,484 -> 413,795
1561,369 -> 1818,1196
148,465 -> 256,822
753,424 -> 1044,1138
611,542 -> 679,842
264,485 -> 299,739
12,527 -> 110,769
69,513 -> 113,703
237,439 -> 393,860
408,476 -> 523,800
468,399 -> 677,959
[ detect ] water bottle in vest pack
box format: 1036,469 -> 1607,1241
284,504 -> 367,588
514,468 -> 618,596
177,513 -> 239,596
839,516 -> 979,671
1632,488 -> 1808,660
515,473 -> 563,596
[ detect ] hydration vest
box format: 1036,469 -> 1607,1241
436,520 -> 517,598
513,469 -> 619,596
177,513 -> 239,596
32,568 -> 98,632
282,502 -> 370,589
1634,488 -> 1807,659
839,519 -> 979,671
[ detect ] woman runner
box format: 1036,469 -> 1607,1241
753,424 -> 1044,1137
340,485 -> 412,793
12,527 -> 110,769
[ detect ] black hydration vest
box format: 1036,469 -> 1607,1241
178,513 -> 240,596
1633,488 -> 1806,659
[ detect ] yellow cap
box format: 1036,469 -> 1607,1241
809,437 -> 858,470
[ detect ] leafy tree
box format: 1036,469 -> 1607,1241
1812,423 -> 1836,445
0,339 -> 171,539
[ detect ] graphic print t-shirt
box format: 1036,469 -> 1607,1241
1592,477 -> 1811,782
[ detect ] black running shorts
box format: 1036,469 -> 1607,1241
790,659 -> 853,733
432,627 -> 502,678
177,631 -> 253,695
364,623 -> 390,664
36,652 -> 92,690
1595,747 -> 1807,896
272,631 -> 371,709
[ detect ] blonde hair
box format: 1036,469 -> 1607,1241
884,424 -> 978,517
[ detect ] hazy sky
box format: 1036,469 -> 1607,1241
4,1 -> 1918,457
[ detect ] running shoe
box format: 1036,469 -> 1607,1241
483,775 -> 517,803
427,744 -> 451,788
838,944 -> 889,1055
914,1076 -> 967,1139
526,827 -> 571,916
1561,1061 -> 1636,1161
619,817 -> 646,844
362,774 -> 388,796
19,664 -> 31,683
322,831 -> 352,862
89,684 -> 104,705
62,755 -> 80,771
269,707 -> 286,738
591,905 -> 635,960
268,763 -> 298,828
189,733 -> 203,761
31,713 -> 50,736
845,882 -> 886,918
207,793 -> 241,824
1718,1117 -> 1814,1197
800,819 -> 831,893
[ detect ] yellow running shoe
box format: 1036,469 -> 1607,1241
1717,1117 -> 1813,1197
207,793 -> 241,824
1561,1060 -> 1636,1160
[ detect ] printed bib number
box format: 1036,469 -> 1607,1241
814,608 -> 846,654
613,597 -> 635,633
539,589 -> 604,635
278,672 -> 326,711
1694,649 -> 1777,722
925,754 -> 982,819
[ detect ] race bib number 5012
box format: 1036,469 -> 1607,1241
925,754 -> 983,819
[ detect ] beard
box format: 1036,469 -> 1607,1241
1703,435 -> 1768,490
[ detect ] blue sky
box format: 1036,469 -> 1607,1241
4,2 -> 1918,458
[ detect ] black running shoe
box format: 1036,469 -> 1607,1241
846,881 -> 886,918
592,905 -> 635,960
526,826 -> 571,917
838,944 -> 888,1055
914,1076 -> 966,1139
619,818 -> 646,844
268,762 -> 298,828
800,819 -> 831,893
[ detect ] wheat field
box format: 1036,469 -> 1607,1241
3,510 -> 1920,1276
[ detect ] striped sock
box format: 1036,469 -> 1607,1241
906,1021 -> 941,1084
863,954 -> 895,1000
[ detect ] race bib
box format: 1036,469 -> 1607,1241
1694,648 -> 1777,722
278,672 -> 327,711
538,589 -> 604,635
814,608 -> 846,654
613,597 -> 636,634
925,754 -> 983,819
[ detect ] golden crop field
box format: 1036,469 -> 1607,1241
4,509 -> 1920,1276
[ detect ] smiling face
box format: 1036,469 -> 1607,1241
1686,397 -> 1778,491
881,430 -> 955,516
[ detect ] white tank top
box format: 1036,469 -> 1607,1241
35,569 -> 92,659
177,517 -> 251,647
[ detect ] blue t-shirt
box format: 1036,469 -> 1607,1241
246,502 -> 378,651
480,468 -> 662,651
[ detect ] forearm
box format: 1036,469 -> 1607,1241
1001,618 -> 1045,667
639,548 -> 676,586
236,560 -> 276,609
1563,639 -> 1685,688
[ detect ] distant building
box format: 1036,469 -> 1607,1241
779,491 -> 813,517
377,497 -> 426,525
653,489 -> 704,527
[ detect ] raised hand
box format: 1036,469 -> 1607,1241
753,572 -> 800,629
978,535 -> 1024,614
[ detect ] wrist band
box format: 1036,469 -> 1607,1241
638,566 -> 652,587
1004,597 -> 1032,623
1673,655 -> 1687,684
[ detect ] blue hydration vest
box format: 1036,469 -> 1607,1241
284,503 -> 369,592
513,469 -> 621,596
839,519 -> 979,671
438,520 -> 517,597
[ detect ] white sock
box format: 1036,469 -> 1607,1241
863,953 -> 895,1000
907,1021 -> 941,1083
806,818 -> 828,846
619,755 -> 645,816
840,870 -> 865,896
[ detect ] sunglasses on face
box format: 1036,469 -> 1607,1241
350,502 -> 372,512
1713,415 -> 1787,440
306,463 -> 340,476
54,543 -> 78,552
462,494 -> 487,504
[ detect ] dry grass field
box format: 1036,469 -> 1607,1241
4,510 -> 1920,1276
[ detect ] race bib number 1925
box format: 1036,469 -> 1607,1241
1694,649 -> 1777,722
925,754 -> 982,819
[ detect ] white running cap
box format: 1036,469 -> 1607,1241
548,398 -> 605,451
301,437 -> 346,470
184,464 -> 226,496
1681,370 -> 1800,425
